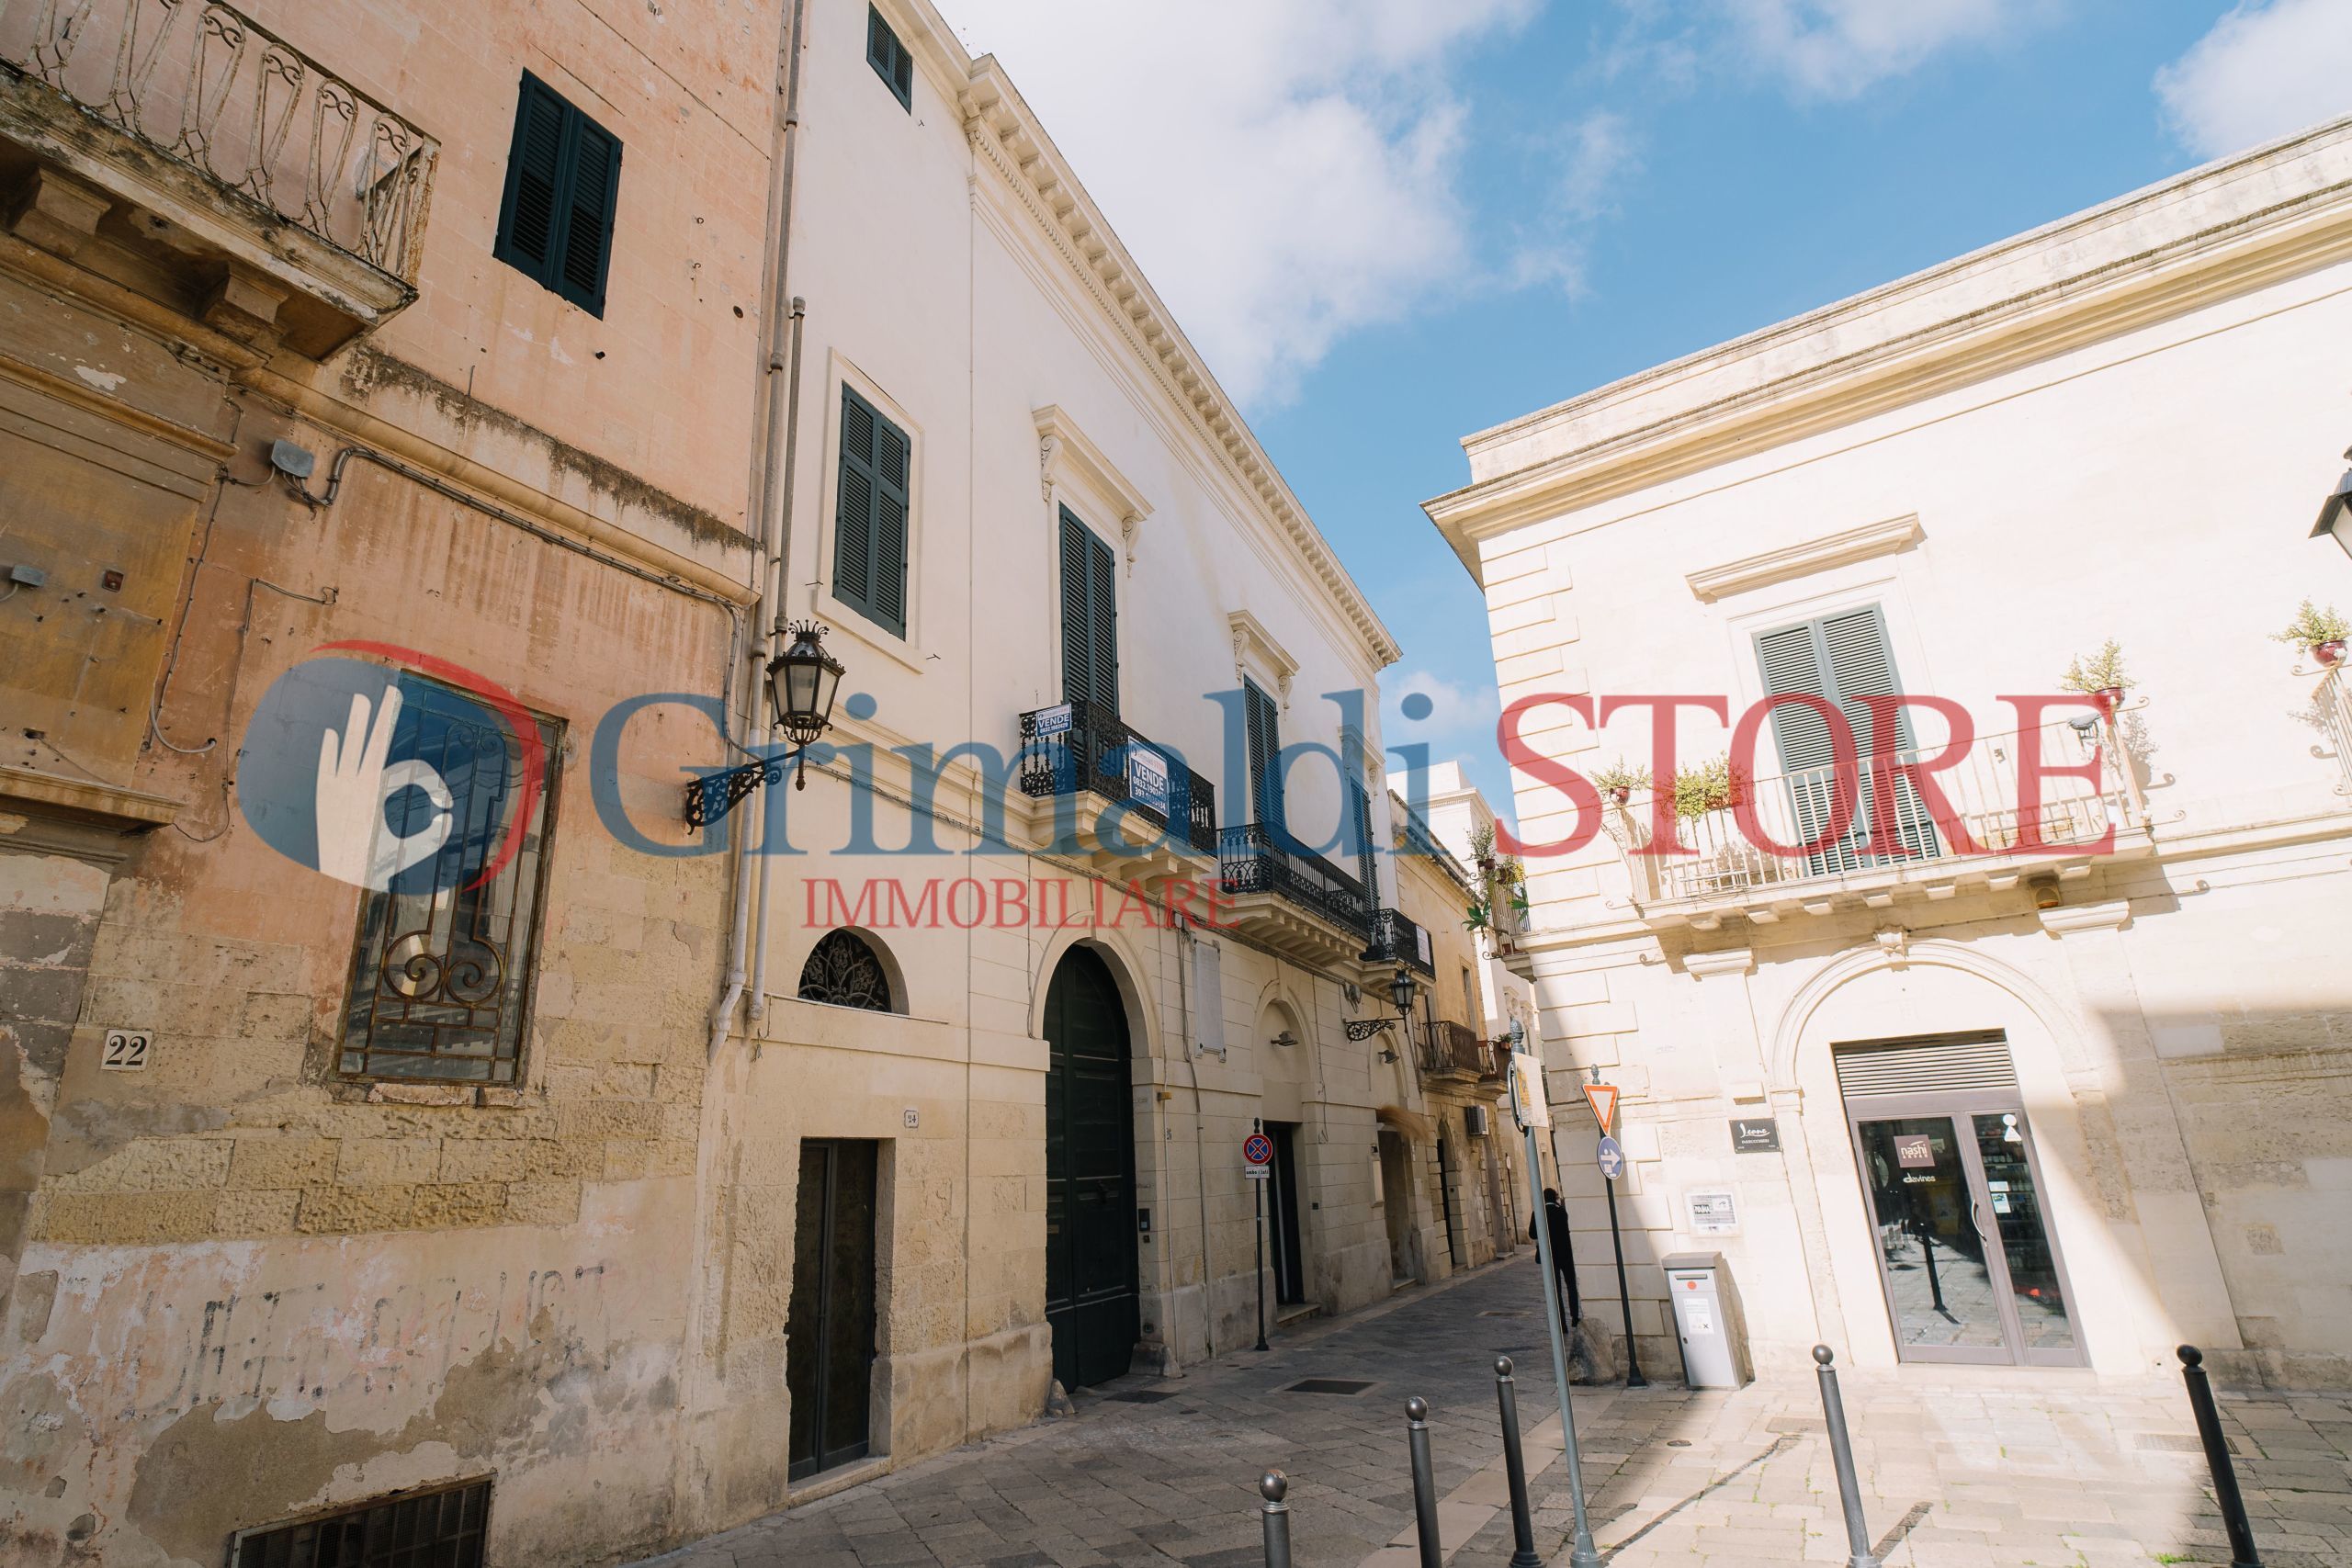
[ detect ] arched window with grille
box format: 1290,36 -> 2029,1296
797,929 -> 895,1012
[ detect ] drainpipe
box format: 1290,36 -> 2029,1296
707,0 -> 808,1056
748,294 -> 807,1019
1176,919 -> 1215,1358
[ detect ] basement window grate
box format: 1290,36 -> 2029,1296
1108,1389 -> 1181,1404
1282,1378 -> 1376,1396
229,1477 -> 491,1568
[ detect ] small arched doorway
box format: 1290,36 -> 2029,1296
1043,945 -> 1138,1391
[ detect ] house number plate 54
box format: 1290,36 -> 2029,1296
100,1029 -> 152,1072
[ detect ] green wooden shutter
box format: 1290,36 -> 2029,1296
1057,508 -> 1115,715
867,6 -> 913,108
832,388 -> 909,637
495,73 -> 621,319
1244,682 -> 1281,829
557,120 -> 620,315
1087,527 -> 1116,716
870,416 -> 910,636
1349,781 -> 1376,896
494,77 -> 569,277
1059,510 -> 1091,705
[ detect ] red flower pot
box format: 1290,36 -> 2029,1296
2314,640 -> 2346,670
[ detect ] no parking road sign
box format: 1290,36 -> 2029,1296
1243,1132 -> 1273,1179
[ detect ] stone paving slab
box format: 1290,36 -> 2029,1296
628,1256 -> 2351,1568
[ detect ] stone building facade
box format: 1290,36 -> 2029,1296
1426,118 -> 2352,1391
0,0 -> 1462,1561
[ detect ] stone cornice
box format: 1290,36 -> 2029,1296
1685,513 -> 1922,602
950,55 -> 1400,671
1426,116 -> 2352,578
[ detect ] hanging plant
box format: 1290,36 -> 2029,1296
2275,600 -> 2351,667
1589,758 -> 1645,804
1468,821 -> 1498,871
1464,901 -> 1490,932
1672,755 -> 1741,819
2060,638 -> 2132,713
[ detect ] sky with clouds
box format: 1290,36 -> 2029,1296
944,0 -> 2352,816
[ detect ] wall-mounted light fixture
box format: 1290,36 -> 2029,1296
685,621 -> 845,830
2312,445 -> 2352,562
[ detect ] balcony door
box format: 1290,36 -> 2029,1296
1838,1033 -> 2083,1368
1756,605 -> 1939,874
1059,506 -> 1118,717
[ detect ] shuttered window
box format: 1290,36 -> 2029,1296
1755,604 -> 1938,872
1349,781 -> 1377,895
1834,1032 -> 2018,1100
866,6 -> 914,108
1058,508 -> 1117,714
1243,681 -> 1282,829
493,73 -> 621,317
833,386 -> 910,637
1191,941 -> 1227,1055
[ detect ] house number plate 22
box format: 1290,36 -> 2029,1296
100,1029 -> 152,1072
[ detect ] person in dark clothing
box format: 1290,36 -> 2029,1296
1531,1187 -> 1581,1325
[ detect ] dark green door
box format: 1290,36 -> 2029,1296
1044,947 -> 1138,1391
786,1138 -> 877,1481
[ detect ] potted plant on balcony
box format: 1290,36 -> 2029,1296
2060,637 -> 2132,716
2274,600 -> 2351,669
1672,755 -> 1741,818
1589,758 -> 1645,806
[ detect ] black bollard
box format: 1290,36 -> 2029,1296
1494,1358 -> 1544,1568
1405,1396 -> 1441,1568
2177,1346 -> 2264,1567
1812,1347 -> 1879,1568
1258,1469 -> 1293,1568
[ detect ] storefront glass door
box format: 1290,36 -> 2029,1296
1852,1107 -> 2080,1367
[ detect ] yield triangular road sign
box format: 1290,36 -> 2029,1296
1583,1082 -> 1618,1134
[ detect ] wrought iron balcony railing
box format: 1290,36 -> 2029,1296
1017,697 -> 1216,856
1218,822 -> 1373,937
1361,907 -> 1434,978
1421,1019 -> 1492,1080
2,0 -> 437,282
2314,669 -> 2352,798
1605,710 -> 2148,908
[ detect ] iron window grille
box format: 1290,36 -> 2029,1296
337,684 -> 561,1085
798,930 -> 893,1012
229,1476 -> 491,1568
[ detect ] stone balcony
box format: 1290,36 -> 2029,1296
1216,822 -> 1374,970
1,0 -> 435,355
1605,707 -> 2156,932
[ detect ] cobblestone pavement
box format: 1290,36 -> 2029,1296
637,1255 -> 2352,1568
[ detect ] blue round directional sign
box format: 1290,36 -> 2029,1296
1243,1133 -> 1274,1166
1596,1135 -> 1625,1180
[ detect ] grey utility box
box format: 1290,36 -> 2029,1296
1661,1251 -> 1752,1389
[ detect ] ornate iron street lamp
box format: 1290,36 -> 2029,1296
1345,964 -> 1420,1044
684,620 -> 845,831
2313,446 -> 2352,563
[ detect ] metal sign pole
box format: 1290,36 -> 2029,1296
1514,1047 -> 1600,1568
1253,1118 -> 1269,1353
1602,1170 -> 1646,1389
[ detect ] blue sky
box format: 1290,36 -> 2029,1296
951,1 -> 2352,814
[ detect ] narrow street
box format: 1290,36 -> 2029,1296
637,1255 -> 2350,1568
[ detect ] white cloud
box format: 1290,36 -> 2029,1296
944,0 -> 1538,407
1619,0 -> 2047,100
2155,0 -> 2352,161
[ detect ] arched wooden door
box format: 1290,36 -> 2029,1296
1044,946 -> 1138,1391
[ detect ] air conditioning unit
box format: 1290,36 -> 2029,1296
1464,1105 -> 1490,1136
